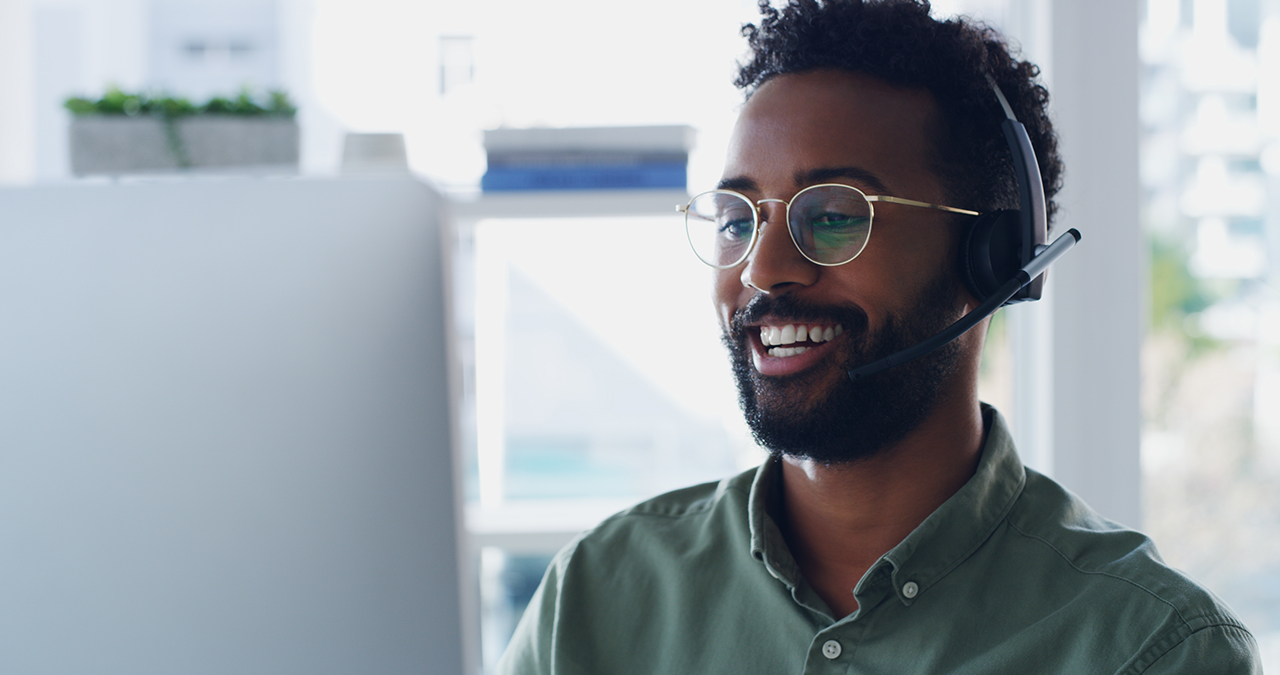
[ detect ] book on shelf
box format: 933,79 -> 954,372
482,125 -> 694,192
481,164 -> 686,192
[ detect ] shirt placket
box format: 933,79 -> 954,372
798,564 -> 894,674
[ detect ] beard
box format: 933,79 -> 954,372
724,272 -> 965,465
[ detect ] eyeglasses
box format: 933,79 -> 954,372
677,183 -> 979,269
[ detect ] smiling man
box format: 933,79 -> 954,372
496,1 -> 1260,673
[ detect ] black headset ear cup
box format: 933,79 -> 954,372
960,209 -> 1023,301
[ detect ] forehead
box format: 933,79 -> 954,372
723,70 -> 943,197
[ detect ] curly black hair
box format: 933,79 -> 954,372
736,0 -> 1063,225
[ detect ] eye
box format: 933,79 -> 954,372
810,212 -> 868,231
801,211 -> 871,263
713,201 -> 756,241
717,215 -> 755,240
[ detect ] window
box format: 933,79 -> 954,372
452,193 -> 753,669
1140,0 -> 1280,665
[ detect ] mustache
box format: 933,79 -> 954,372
729,293 -> 870,339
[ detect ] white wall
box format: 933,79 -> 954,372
0,0 -> 35,183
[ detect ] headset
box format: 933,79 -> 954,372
847,76 -> 1081,382
961,75 -> 1051,306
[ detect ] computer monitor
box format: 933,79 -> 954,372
0,175 -> 470,675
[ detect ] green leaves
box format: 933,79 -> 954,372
63,85 -> 296,118
1149,235 -> 1213,330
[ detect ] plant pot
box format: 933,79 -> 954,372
69,116 -> 300,175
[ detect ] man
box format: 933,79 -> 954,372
497,1 -> 1261,672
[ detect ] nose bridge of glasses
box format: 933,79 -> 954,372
755,197 -> 788,226
746,196 -> 805,267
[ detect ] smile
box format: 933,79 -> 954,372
759,323 -> 844,357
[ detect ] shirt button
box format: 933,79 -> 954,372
903,581 -> 919,599
822,639 -> 842,659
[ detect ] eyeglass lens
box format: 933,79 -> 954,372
685,192 -> 757,268
684,185 -> 872,268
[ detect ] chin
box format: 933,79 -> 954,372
726,276 -> 964,464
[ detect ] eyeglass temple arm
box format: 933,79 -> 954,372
865,196 -> 979,216
679,195 -> 980,217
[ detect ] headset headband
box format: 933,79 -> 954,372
986,75 -> 1049,304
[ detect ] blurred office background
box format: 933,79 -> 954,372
0,0 -> 1278,672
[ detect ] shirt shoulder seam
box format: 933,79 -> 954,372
605,478 -> 744,522
1004,517 -> 1256,672
1125,620 -> 1258,674
1004,517 -> 1195,624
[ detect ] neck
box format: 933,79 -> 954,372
776,396 -> 986,617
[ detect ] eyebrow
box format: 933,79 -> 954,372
716,166 -> 893,196
801,166 -> 891,194
716,175 -> 758,192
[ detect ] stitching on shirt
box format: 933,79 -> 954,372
605,478 -> 738,522
612,498 -> 716,521
1003,517 -> 1192,626
1001,519 -> 1257,673
1123,618 -> 1256,674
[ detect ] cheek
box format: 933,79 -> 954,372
871,223 -> 945,264
712,268 -> 744,327
865,225 -> 957,287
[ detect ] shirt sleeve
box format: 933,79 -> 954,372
1130,620 -> 1262,675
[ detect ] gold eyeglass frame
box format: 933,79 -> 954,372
677,183 -> 979,269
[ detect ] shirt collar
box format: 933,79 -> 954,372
747,405 -> 1026,607
748,454 -> 800,586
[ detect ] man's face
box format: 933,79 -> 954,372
715,69 -> 974,463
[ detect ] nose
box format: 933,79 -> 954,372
739,203 -> 819,294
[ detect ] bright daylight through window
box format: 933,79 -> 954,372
1139,0 -> 1280,658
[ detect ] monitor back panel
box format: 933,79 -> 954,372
0,176 -> 467,675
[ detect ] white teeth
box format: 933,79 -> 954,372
760,323 -> 844,354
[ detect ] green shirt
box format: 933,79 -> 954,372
498,408 -> 1260,674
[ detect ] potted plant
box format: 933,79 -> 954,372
65,87 -> 299,175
